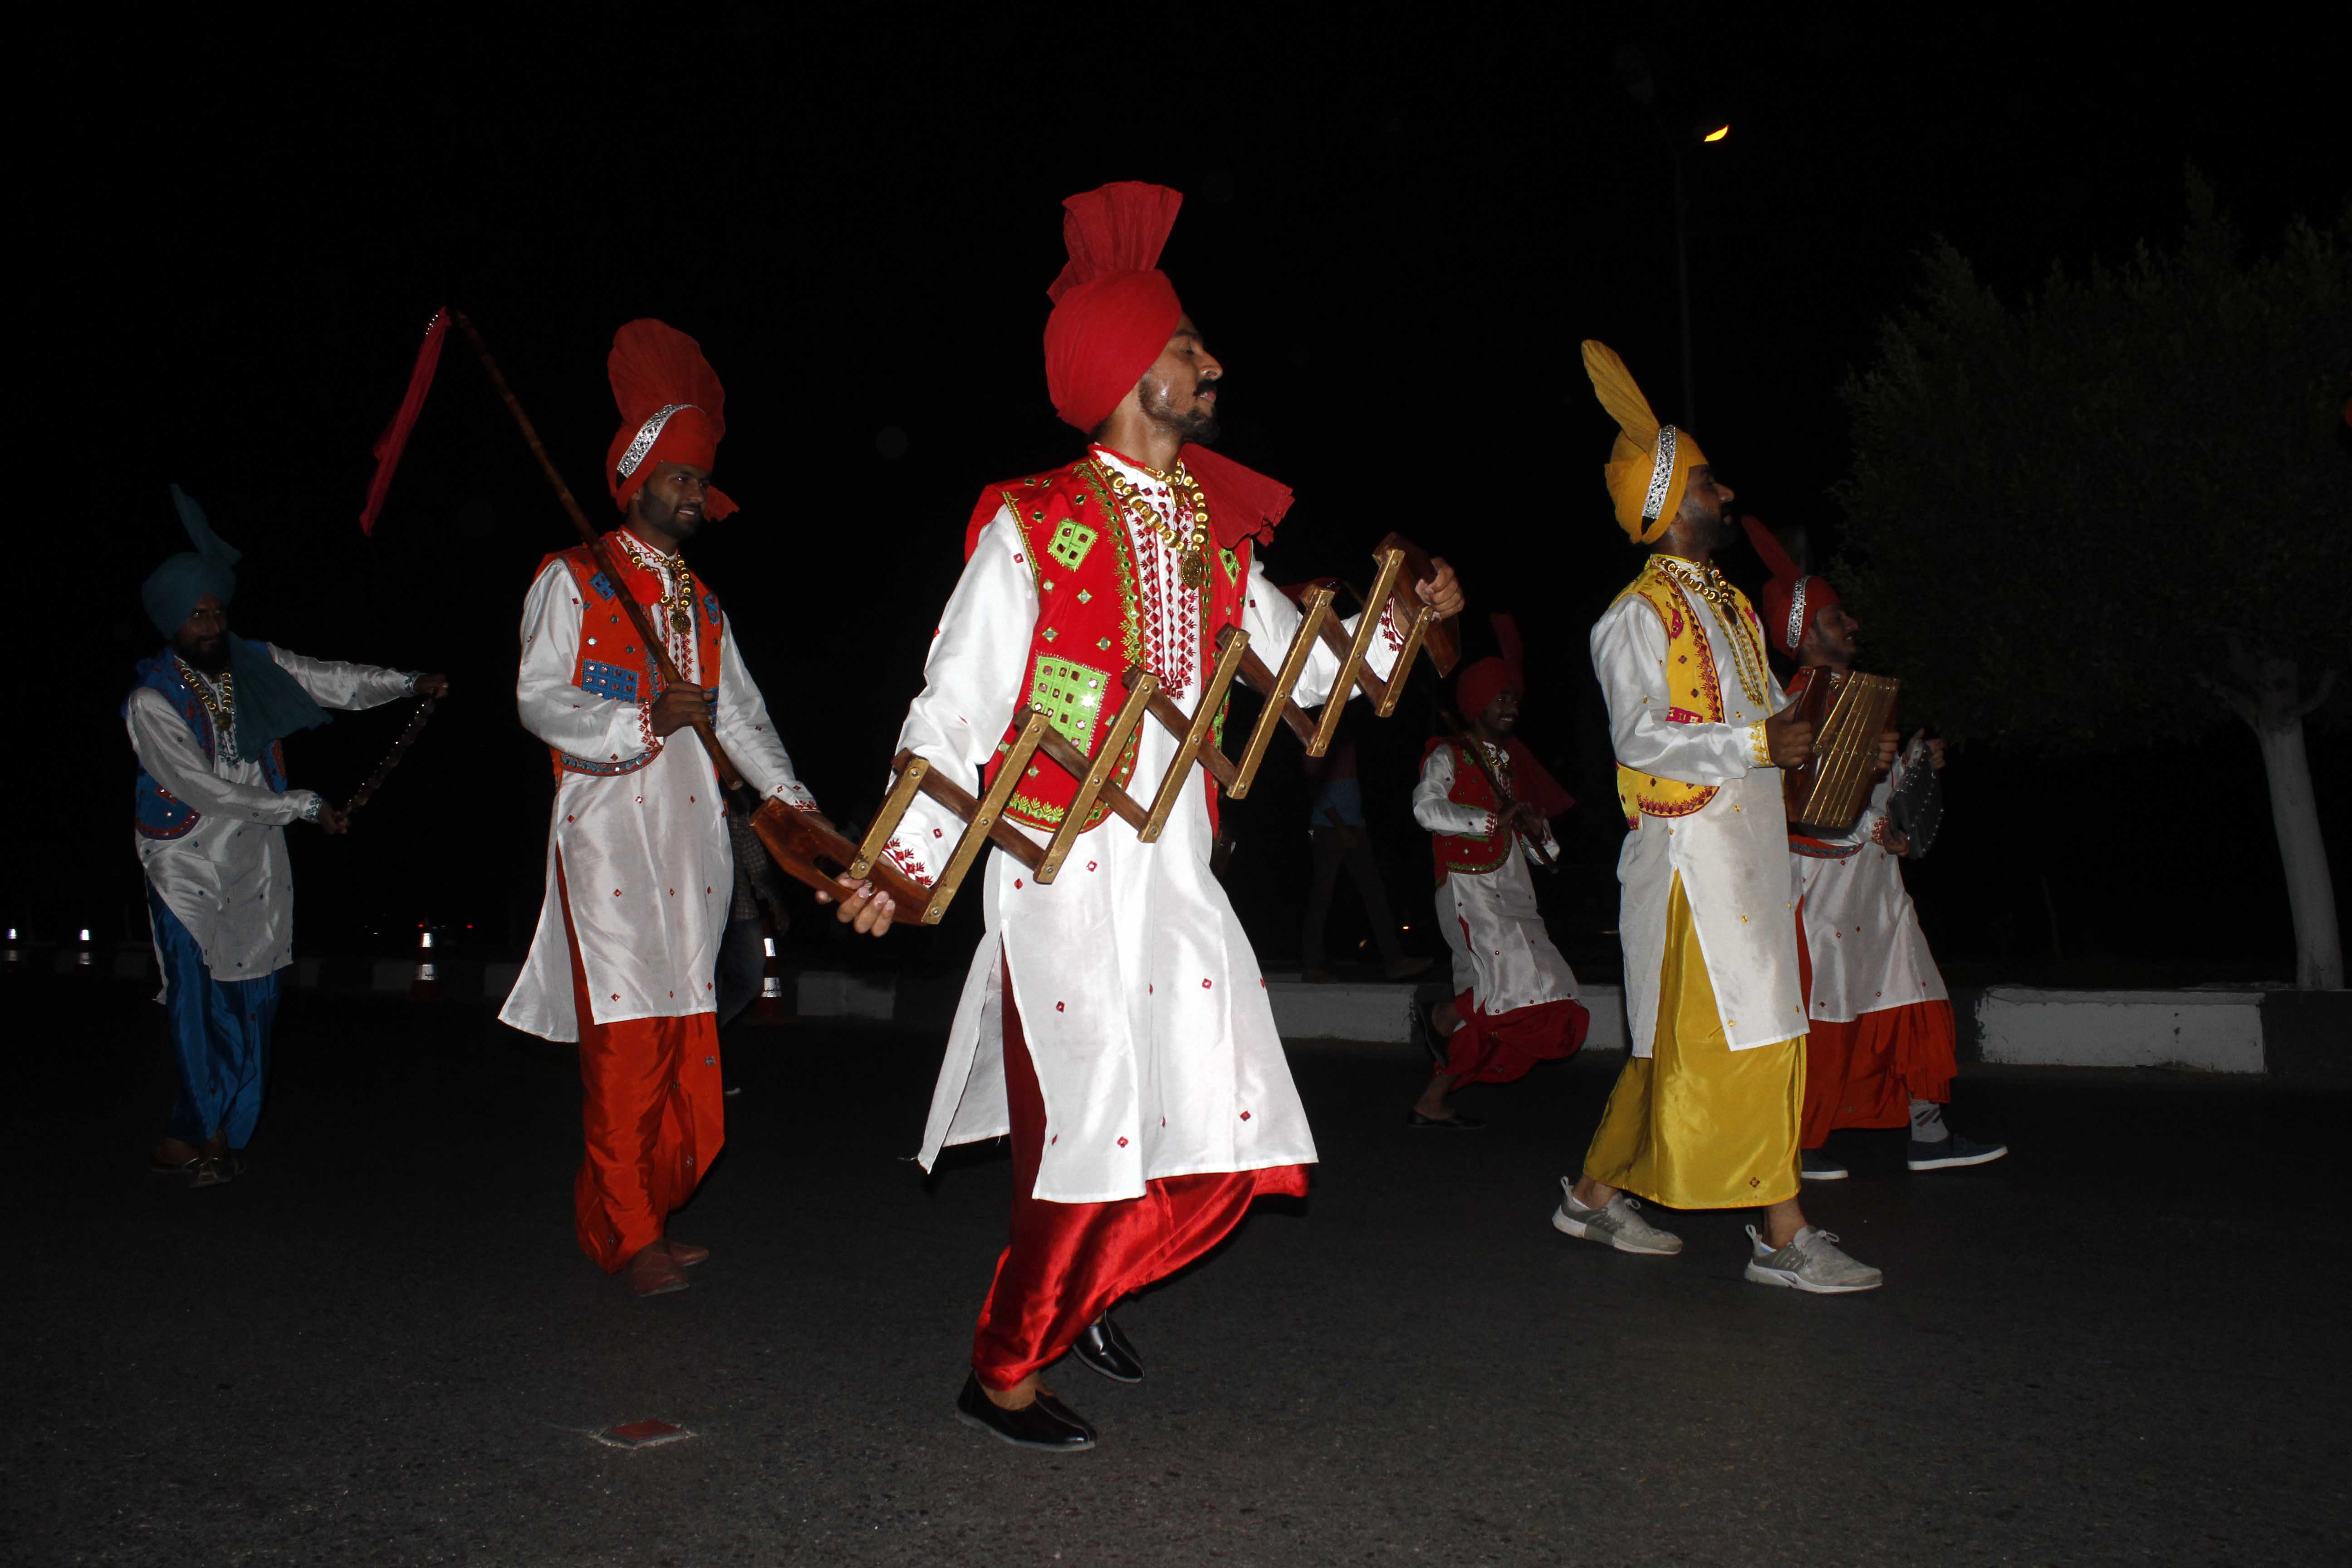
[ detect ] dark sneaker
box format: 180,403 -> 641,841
1908,1132 -> 2008,1171
1800,1147 -> 1848,1181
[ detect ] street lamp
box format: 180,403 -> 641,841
1613,45 -> 1731,428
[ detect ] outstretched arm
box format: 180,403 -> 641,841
268,645 -> 430,711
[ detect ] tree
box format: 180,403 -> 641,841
1837,177 -> 2352,989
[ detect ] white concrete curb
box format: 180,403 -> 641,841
1975,988 -> 2265,1074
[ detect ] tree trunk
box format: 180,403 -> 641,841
2223,647 -> 2345,990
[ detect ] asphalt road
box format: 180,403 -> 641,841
6,980 -> 2346,1567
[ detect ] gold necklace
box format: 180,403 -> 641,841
178,658 -> 240,759
1094,457 -> 1212,589
1660,558 -> 1770,710
620,535 -> 698,638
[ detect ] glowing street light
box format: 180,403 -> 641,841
1702,124 -> 1730,143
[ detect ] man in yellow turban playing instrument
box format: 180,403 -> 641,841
1553,343 -> 1891,1293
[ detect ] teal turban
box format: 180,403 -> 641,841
142,486 -> 330,754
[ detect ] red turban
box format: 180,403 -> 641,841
1442,617 -> 1574,818
604,319 -> 736,520
1044,182 -> 1186,435
1742,514 -> 1840,657
1455,657 -> 1516,720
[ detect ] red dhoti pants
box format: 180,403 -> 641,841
1441,990 -> 1590,1085
971,960 -> 1306,1391
1793,915 -> 1957,1149
559,858 -> 725,1272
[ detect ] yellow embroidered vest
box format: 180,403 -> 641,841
1609,559 -> 1758,828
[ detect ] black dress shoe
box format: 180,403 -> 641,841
954,1372 -> 1096,1450
1070,1314 -> 1144,1383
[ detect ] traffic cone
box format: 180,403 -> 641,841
3,927 -> 23,975
751,918 -> 787,1021
410,928 -> 442,1002
74,927 -> 95,975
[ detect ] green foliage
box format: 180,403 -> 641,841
1836,176 -> 2352,748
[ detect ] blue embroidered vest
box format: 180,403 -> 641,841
127,651 -> 286,839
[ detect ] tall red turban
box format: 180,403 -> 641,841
1044,182 -> 1186,434
1741,514 -> 1840,657
605,319 -> 737,520
1030,181 -> 1293,552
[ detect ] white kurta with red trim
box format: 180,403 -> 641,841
126,647 -> 416,980
499,537 -> 818,1042
1796,753 -> 1947,1023
887,457 -> 1406,1204
1411,744 -> 1578,1015
1589,555 -> 1806,1057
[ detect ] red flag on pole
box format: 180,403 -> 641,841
358,307 -> 451,535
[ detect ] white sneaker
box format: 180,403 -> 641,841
1552,1180 -> 1683,1255
1744,1224 -> 1883,1293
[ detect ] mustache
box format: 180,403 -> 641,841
1194,377 -> 1221,395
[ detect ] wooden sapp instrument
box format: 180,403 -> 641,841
1782,666 -> 1900,837
760,533 -> 1460,927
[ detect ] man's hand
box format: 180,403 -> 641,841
1416,558 -> 1466,619
1764,702 -> 1814,769
1500,800 -> 1545,840
1910,728 -> 1947,771
413,673 -> 451,698
817,874 -> 897,936
649,686 -> 715,739
314,804 -> 350,836
1872,727 -> 1899,775
1880,827 -> 1911,857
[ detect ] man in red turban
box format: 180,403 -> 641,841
836,181 -> 1462,1450
1740,518 -> 2007,1182
500,321 -> 844,1299
1406,624 -> 1590,1127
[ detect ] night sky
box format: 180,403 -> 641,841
33,10 -> 2347,982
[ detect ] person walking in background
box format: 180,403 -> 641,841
1300,729 -> 1429,983
1408,644 -> 1588,1128
1741,518 -> 2006,1179
498,321 -> 832,1299
128,486 -> 441,1187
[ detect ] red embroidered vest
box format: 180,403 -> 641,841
536,536 -> 726,780
1430,739 -> 1514,882
968,457 -> 1253,833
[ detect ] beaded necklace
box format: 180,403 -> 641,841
617,533 -> 699,641
178,658 -> 240,763
1092,456 -> 1213,589
1658,556 -> 1770,710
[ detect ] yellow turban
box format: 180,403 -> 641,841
1582,341 -> 1707,544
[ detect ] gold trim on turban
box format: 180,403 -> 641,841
1582,341 -> 1708,544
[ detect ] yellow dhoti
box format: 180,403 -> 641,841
1584,872 -> 1803,1208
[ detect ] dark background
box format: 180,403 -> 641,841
27,8 -> 2348,985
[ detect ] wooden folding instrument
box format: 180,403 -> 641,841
1782,666 -> 1901,836
764,533 -> 1459,927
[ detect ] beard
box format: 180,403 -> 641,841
633,490 -> 701,541
176,633 -> 230,675
1680,499 -> 1738,551
1141,375 -> 1222,446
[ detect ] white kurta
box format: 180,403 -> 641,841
127,647 -> 416,980
1590,557 -> 1806,1056
499,536 -> 817,1042
1796,754 -> 1948,1022
1411,745 -> 1578,1014
889,458 -> 1405,1203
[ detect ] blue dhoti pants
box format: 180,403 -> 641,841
148,884 -> 281,1148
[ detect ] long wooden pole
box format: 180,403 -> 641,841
446,309 -> 743,790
